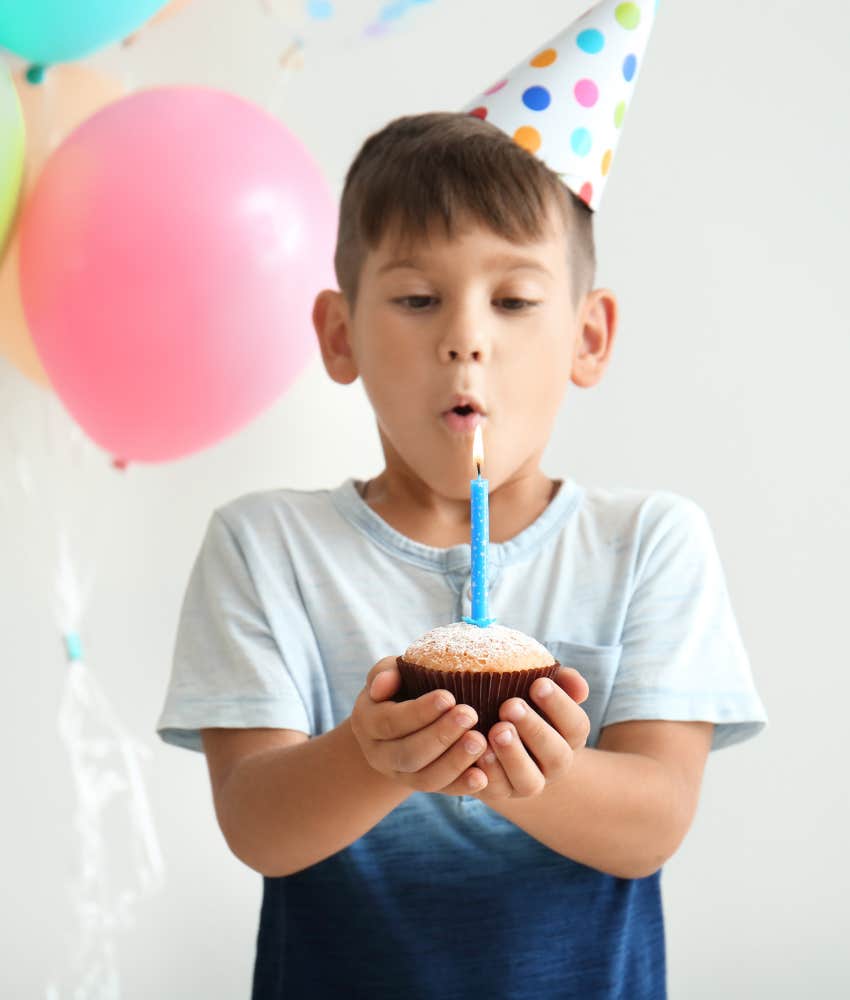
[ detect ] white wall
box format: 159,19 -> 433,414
2,0 -> 848,996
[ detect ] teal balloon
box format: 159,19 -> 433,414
0,1 -> 169,64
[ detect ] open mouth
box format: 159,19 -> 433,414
442,404 -> 485,433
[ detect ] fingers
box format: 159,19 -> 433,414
357,682 -> 456,743
555,666 -> 590,706
529,676 -> 591,750
479,675 -> 591,800
358,684 -> 491,793
484,685 -> 590,794
475,744 -> 512,797
440,765 -> 489,796
412,727 -> 490,794
356,658 -> 492,794
384,703 -> 483,777
487,712 -> 548,796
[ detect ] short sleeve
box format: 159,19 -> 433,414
602,497 -> 768,750
156,510 -> 313,753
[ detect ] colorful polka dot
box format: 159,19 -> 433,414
523,85 -> 551,111
469,106 -> 488,120
615,3 -> 641,30
570,127 -> 592,157
601,149 -> 612,176
614,100 -> 626,128
576,28 -> 605,54
531,48 -> 557,68
513,125 -> 542,153
484,79 -> 508,96
574,78 -> 599,108
579,182 -> 593,205
623,53 -> 637,81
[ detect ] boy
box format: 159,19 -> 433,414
157,2 -> 767,996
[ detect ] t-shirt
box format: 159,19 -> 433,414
156,476 -> 767,999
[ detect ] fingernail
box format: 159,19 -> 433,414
495,728 -> 513,746
535,679 -> 554,698
483,751 -> 496,764
436,692 -> 455,711
503,702 -> 526,723
463,735 -> 482,754
454,709 -> 476,728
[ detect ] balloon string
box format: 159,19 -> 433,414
28,62 -> 58,161
0,387 -> 166,996
48,530 -> 164,997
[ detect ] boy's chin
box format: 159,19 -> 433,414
428,467 -> 491,500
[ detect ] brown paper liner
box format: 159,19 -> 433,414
396,656 -> 561,736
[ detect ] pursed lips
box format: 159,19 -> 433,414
441,403 -> 486,433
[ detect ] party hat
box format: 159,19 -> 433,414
462,0 -> 658,210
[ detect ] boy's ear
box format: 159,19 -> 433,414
571,288 -> 618,388
312,289 -> 359,385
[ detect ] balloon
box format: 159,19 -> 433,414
123,0 -> 195,46
0,65 -> 124,387
19,87 -> 337,464
0,1 -> 168,64
0,63 -> 24,257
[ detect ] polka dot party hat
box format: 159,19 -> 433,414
462,0 -> 658,211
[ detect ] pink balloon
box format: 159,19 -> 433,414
19,86 -> 337,463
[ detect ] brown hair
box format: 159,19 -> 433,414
334,111 -> 596,310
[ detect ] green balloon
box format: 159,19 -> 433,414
0,64 -> 25,257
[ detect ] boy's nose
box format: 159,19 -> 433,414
437,305 -> 491,362
438,330 -> 488,364
447,347 -> 481,362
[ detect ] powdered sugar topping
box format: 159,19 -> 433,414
403,621 -> 554,672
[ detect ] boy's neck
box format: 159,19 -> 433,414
359,469 -> 561,549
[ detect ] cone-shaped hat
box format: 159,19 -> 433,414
462,0 -> 658,210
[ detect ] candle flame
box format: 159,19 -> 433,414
472,424 -> 484,473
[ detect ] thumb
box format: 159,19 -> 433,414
368,659 -> 401,701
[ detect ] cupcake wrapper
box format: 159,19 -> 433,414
396,656 -> 561,736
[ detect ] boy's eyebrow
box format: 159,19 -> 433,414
377,255 -> 553,278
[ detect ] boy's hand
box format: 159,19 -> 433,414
475,668 -> 591,802
350,657 -> 489,796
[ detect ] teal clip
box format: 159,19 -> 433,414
26,64 -> 46,85
63,633 -> 83,663
462,616 -> 496,628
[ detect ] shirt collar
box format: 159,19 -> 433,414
330,476 -> 583,574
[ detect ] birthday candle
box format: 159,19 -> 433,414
465,424 -> 494,627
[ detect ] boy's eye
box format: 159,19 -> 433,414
497,298 -> 538,311
395,295 -> 436,310
393,296 -> 539,311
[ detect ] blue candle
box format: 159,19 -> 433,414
463,425 -> 495,628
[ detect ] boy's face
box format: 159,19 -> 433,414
314,209 -> 616,500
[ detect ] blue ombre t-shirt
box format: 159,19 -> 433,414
157,477 -> 767,999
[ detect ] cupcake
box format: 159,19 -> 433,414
397,622 -> 560,737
